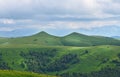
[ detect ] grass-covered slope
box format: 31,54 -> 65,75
0,70 -> 56,77
0,45 -> 120,76
0,31 -> 120,46
0,37 -> 9,45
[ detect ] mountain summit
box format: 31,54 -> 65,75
33,31 -> 50,36
66,32 -> 88,37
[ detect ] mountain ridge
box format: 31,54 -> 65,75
0,31 -> 120,46
0,31 -> 118,39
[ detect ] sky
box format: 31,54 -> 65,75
0,0 -> 120,37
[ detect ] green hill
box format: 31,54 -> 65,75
0,31 -> 120,46
0,45 -> 120,77
0,37 -> 9,45
61,32 -> 120,46
0,70 -> 56,77
7,31 -> 62,46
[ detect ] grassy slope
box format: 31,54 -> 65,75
52,45 -> 120,74
60,45 -> 119,73
0,45 -> 120,75
0,70 -> 56,77
0,37 -> 9,44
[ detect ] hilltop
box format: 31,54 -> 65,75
0,31 -> 120,46
61,32 -> 120,46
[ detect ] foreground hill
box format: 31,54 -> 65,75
0,70 -> 56,77
0,31 -> 120,46
0,45 -> 120,77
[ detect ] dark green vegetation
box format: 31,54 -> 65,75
0,31 -> 120,77
0,70 -> 56,77
0,31 -> 120,46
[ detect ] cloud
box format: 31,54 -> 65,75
1,20 -> 119,31
0,0 -> 119,18
0,19 -> 15,24
0,0 -> 120,36
0,27 -> 14,31
0,0 -> 119,21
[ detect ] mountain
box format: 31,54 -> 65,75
1,31 -> 63,46
0,31 -> 120,46
112,36 -> 120,40
61,32 -> 120,46
0,70 -> 56,77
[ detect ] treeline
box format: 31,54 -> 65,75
0,53 -> 10,69
47,53 -> 79,72
20,48 -> 80,73
20,48 -> 58,73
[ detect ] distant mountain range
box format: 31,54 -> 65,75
0,31 -> 120,46
112,36 -> 120,39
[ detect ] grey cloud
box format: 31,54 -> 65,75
0,0 -> 106,19
0,0 -> 120,32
